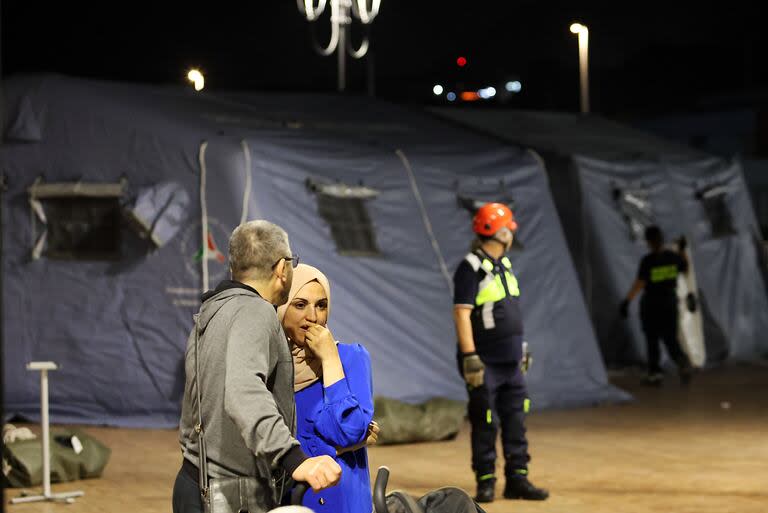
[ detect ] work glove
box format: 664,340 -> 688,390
685,292 -> 697,313
461,352 -> 485,388
521,341 -> 532,374
619,299 -> 630,319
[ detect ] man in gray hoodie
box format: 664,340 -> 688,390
173,220 -> 341,513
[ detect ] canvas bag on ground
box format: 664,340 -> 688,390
3,429 -> 111,487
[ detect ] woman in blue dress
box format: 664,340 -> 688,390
278,264 -> 377,513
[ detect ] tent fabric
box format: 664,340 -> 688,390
1,75 -> 628,428
433,108 -> 768,367
6,95 -> 43,143
430,108 -> 709,161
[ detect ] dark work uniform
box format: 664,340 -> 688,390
454,249 -> 530,481
637,250 -> 691,374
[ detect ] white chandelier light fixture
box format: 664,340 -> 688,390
297,0 -> 382,91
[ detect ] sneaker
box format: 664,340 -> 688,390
503,477 -> 549,500
641,373 -> 663,386
474,477 -> 496,503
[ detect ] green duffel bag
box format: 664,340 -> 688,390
374,396 -> 467,445
3,428 -> 111,488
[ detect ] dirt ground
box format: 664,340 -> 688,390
5,363 -> 768,513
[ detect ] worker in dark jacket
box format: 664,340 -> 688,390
620,225 -> 693,386
453,202 -> 549,503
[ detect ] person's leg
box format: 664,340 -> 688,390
641,301 -> 663,382
458,352 -> 498,502
660,304 -> 692,383
497,367 -> 548,500
467,383 -> 499,502
172,466 -> 204,513
467,384 -> 498,479
496,366 -> 529,477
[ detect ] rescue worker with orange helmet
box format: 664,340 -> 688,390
452,202 -> 549,503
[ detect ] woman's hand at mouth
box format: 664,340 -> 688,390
305,323 -> 339,362
305,323 -> 345,387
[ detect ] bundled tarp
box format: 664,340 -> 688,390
3,428 -> 111,487
1,75 -> 628,428
373,397 -> 466,445
434,109 -> 768,367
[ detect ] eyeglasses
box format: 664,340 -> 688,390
272,254 -> 300,269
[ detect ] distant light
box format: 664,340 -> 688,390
570,22 -> 587,34
433,84 -> 444,96
478,86 -> 497,100
461,91 -> 479,102
187,69 -> 205,91
456,56 -> 467,67
446,92 -> 457,102
505,80 -> 522,93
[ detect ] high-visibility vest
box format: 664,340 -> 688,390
464,252 -> 520,330
649,264 -> 679,283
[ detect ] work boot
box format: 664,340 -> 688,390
474,477 -> 496,503
503,476 -> 549,500
641,372 -> 663,386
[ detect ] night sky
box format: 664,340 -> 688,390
2,1 -> 764,117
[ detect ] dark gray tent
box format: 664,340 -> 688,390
1,75 -> 627,428
434,108 -> 768,367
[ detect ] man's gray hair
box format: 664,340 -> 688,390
229,220 -> 290,282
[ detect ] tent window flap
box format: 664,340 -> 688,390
308,179 -> 380,256
307,179 -> 381,256
28,181 -> 124,260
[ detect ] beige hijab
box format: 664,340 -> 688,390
277,264 -> 332,392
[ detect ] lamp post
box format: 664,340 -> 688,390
297,0 -> 382,92
570,22 -> 590,114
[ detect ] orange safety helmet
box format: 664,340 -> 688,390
472,202 -> 518,236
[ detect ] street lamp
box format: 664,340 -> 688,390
187,69 -> 205,91
297,0 -> 382,92
570,22 -> 590,114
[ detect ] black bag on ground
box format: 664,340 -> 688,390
386,487 -> 486,513
372,466 -> 484,513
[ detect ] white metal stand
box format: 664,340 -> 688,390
10,362 -> 84,505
